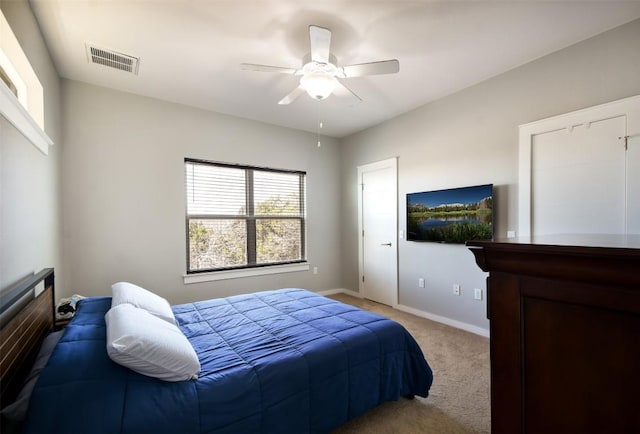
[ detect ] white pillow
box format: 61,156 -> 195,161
105,304 -> 200,382
111,282 -> 175,324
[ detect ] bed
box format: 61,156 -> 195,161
1,269 -> 433,433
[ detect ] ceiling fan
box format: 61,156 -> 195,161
241,25 -> 399,105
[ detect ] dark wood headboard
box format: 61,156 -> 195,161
0,268 -> 55,406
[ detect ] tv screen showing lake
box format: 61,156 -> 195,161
407,184 -> 493,243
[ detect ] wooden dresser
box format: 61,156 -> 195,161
467,235 -> 640,433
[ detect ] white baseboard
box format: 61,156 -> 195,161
320,289 -> 489,338
395,304 -> 490,338
318,288 -> 364,298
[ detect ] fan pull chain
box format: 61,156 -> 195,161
317,121 -> 324,147
316,104 -> 322,147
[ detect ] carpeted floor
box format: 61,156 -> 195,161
328,294 -> 491,434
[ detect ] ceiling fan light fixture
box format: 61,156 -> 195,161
300,72 -> 335,100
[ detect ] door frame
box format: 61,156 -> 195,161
357,157 -> 398,307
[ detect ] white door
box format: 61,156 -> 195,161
519,95 -> 640,236
531,116 -> 626,235
358,158 -> 397,306
627,133 -> 640,233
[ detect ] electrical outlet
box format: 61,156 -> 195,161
474,288 -> 483,300
313,267 -> 318,275
453,284 -> 461,296
418,278 -> 425,288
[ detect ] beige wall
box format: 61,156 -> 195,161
339,19 -> 640,331
4,2 -> 640,334
62,81 -> 342,303
0,0 -> 62,292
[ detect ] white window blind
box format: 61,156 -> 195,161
185,158 -> 306,273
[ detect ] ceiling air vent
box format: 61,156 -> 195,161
85,44 -> 139,75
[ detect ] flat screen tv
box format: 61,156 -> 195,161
407,184 -> 493,243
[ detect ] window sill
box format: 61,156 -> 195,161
0,83 -> 52,155
183,262 -> 310,284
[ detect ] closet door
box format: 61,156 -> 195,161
519,95 -> 640,237
627,134 -> 640,233
531,116 -> 626,235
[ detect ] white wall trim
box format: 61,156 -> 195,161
319,288 -> 364,298
0,80 -> 52,155
183,262 -> 310,284
322,288 -> 489,337
395,303 -> 490,337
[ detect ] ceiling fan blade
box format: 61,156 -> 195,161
332,77 -> 362,103
309,25 -> 331,64
278,86 -> 306,105
341,59 -> 399,77
240,63 -> 297,74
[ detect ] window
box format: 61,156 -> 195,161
0,64 -> 18,97
1,9 -> 51,154
185,158 -> 306,274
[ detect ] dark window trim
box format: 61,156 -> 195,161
184,157 -> 305,176
185,158 -> 307,274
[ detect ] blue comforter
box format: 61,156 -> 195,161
25,289 -> 432,433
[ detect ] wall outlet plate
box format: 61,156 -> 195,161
453,284 -> 461,296
474,288 -> 483,300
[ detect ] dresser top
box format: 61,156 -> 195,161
467,234 -> 640,285
468,234 -> 640,253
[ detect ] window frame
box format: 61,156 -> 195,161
184,158 -> 307,276
0,9 -> 52,154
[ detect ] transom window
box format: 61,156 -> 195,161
185,158 -> 306,273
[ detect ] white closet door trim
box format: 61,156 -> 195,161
518,94 -> 640,236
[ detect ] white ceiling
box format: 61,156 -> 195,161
29,0 -> 640,138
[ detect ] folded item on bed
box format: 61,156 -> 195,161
25,289 -> 433,434
55,294 -> 85,320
